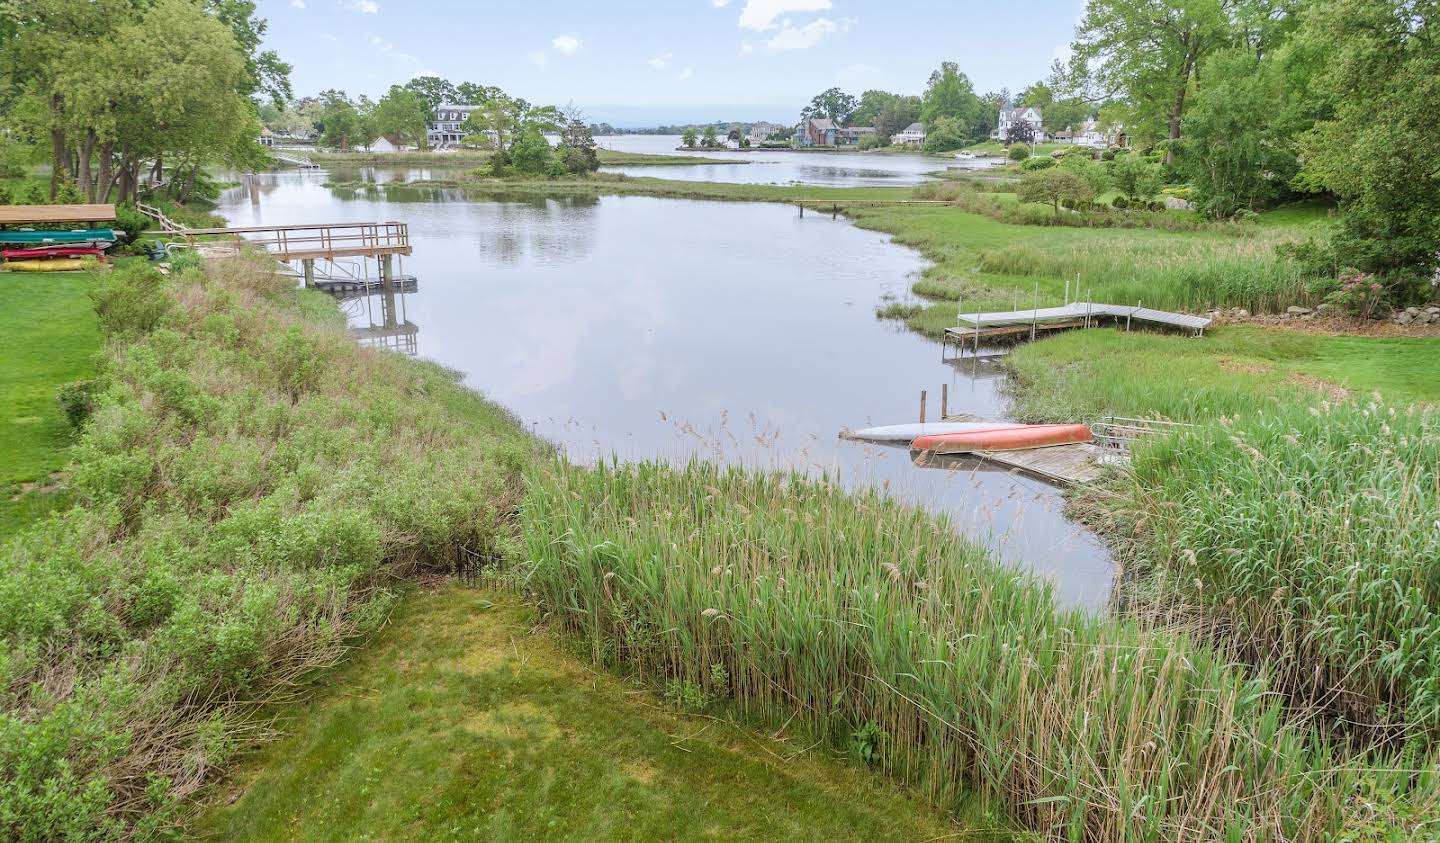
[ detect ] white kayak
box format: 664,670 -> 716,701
841,422 -> 1025,443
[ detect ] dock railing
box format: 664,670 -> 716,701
172,221 -> 412,261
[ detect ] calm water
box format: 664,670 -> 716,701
595,134 -> 998,187
220,170 -> 1112,608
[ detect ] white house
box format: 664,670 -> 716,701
367,136 -> 401,153
892,122 -> 926,146
428,104 -> 483,148
992,104 -> 1045,142
749,121 -> 784,144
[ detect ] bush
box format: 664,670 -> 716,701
1007,143 -> 1030,161
56,381 -> 99,430
1318,270 -> 1389,318
1019,156 -> 1054,172
113,204 -> 150,246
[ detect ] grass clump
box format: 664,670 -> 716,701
0,256 -> 532,840
519,459 -> 1436,841
1096,398 -> 1440,742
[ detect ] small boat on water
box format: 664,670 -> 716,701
3,246 -> 105,259
843,421 -> 1025,444
912,423 -> 1092,454
954,151 -> 976,160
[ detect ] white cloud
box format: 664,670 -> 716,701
528,50 -> 549,68
840,62 -> 877,80
765,16 -> 843,49
740,40 -> 756,54
411,68 -> 440,79
369,34 -> 392,52
648,52 -> 674,70
339,0 -> 378,13
552,34 -> 581,55
738,0 -> 830,31
289,0 -> 306,8
678,67 -> 694,80
712,0 -> 732,7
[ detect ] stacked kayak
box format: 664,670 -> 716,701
0,228 -> 117,272
912,423 -> 1092,454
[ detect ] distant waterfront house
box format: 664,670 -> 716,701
794,117 -> 838,147
892,122 -> 926,146
992,104 -> 1045,142
836,126 -> 876,146
429,104 -> 482,148
749,121 -> 784,144
258,127 -> 274,147
367,135 -> 402,153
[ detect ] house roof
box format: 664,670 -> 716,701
806,117 -> 836,130
900,122 -> 925,133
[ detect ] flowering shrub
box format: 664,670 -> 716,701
1323,271 -> 1387,318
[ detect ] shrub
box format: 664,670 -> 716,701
56,381 -> 99,430
1019,156 -> 1054,172
1319,270 -> 1389,318
1007,143 -> 1030,161
89,263 -> 174,337
113,204 -> 151,246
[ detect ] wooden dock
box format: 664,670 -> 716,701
943,302 -> 1212,356
929,413 -> 1127,486
170,222 -> 412,262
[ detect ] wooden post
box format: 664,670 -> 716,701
919,390 -> 927,423
940,383 -> 949,419
380,254 -> 394,292
832,204 -> 838,219
1031,283 -> 1039,342
302,258 -> 314,289
799,203 -> 804,218
1085,290 -> 1093,329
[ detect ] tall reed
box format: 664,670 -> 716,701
519,459 -> 1436,841
1097,397 -> 1440,741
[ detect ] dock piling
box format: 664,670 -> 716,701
941,383 -> 949,418
919,390 -> 927,423
302,258 -> 314,289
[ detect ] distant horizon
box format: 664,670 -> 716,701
256,0 -> 1081,119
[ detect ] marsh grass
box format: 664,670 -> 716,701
520,459 -> 1438,841
0,255 -> 534,839
1091,398 -> 1440,743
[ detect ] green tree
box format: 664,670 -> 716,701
922,116 -> 966,152
1067,0 -> 1232,145
558,118 -> 599,175
402,75 -> 458,110
802,87 -> 858,124
873,96 -> 922,144
1109,151 -> 1162,202
455,82 -> 504,106
460,94 -> 562,151
920,63 -> 982,138
509,124 -> 555,176
1018,168 -> 1096,214
1294,0 -> 1440,284
681,127 -> 698,148
701,125 -> 717,148
319,91 -> 363,151
371,85 -> 431,149
1180,48 -> 1304,218
850,90 -> 901,127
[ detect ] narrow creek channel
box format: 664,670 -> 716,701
218,169 -> 1114,609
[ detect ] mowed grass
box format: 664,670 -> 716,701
1004,326 -> 1440,423
0,271 -> 98,538
196,589 -> 987,842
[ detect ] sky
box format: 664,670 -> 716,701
258,0 -> 1087,126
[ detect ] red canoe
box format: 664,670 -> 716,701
912,423 -> 1092,454
3,247 -> 105,259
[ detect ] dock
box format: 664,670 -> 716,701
943,301 -> 1211,355
927,413 -> 1127,486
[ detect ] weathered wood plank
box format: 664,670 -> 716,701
0,204 -> 117,226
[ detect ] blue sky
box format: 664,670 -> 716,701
259,0 -> 1085,125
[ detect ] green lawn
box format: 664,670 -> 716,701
596,149 -> 747,166
1005,325 -> 1440,423
0,271 -> 98,537
196,589 -> 1000,842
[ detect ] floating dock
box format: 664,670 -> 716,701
943,302 -> 1212,355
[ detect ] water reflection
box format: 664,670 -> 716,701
342,285 -> 419,356
218,171 -> 1113,610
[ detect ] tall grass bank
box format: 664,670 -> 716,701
519,460 -> 1437,841
0,257 -> 531,839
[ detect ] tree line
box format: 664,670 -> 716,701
0,0 -> 291,204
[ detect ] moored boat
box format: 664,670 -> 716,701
911,423 -> 1092,454
843,421 -> 1026,443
